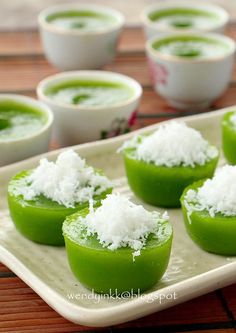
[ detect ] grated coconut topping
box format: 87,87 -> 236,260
64,193 -> 169,260
12,149 -> 112,208
120,121 -> 218,167
184,165 -> 236,217
230,112 -> 236,126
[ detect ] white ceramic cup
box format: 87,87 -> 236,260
38,3 -> 125,71
37,70 -> 142,146
0,94 -> 53,167
146,32 -> 236,111
142,0 -> 229,39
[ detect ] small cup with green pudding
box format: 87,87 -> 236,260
63,193 -> 173,294
142,1 -> 229,39
222,110 -> 236,165
8,149 -> 112,246
0,94 -> 53,166
181,165 -> 236,255
119,121 -> 219,208
37,71 -> 142,145
146,32 -> 235,111
38,4 -> 124,70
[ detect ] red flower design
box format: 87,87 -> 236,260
128,110 -> 137,127
100,113 -> 137,140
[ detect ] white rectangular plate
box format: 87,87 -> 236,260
1,107 -> 236,327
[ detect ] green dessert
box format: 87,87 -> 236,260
8,150 -> 112,246
46,10 -> 118,31
44,80 -> 134,107
120,122 -> 219,207
0,99 -> 47,141
222,111 -> 236,165
148,8 -> 220,30
63,194 -> 172,294
181,165 -> 236,255
152,35 -> 230,59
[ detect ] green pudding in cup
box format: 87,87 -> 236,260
38,4 -> 124,70
44,80 -> 134,107
0,94 -> 53,166
0,99 -> 47,141
142,2 -> 229,39
8,149 -> 112,246
181,165 -> 236,255
37,71 -> 142,145
222,111 -> 236,165
63,194 -> 173,294
119,122 -> 219,208
146,32 -> 235,111
149,8 -> 220,31
152,35 -> 231,59
46,10 -> 118,31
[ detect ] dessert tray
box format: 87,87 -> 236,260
0,106 -> 236,327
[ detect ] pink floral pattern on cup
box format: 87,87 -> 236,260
148,58 -> 168,85
100,111 -> 137,139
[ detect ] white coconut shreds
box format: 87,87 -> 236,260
230,112 -> 236,126
12,149 -> 112,208
119,121 -> 218,167
64,193 -> 169,260
184,165 -> 236,218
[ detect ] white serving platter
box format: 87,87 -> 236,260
1,106 -> 236,327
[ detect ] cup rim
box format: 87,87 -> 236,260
38,3 -> 125,36
146,31 -> 236,63
141,0 -> 229,33
37,70 -> 143,111
0,94 -> 53,144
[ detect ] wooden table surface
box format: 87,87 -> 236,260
1,25 -> 236,333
